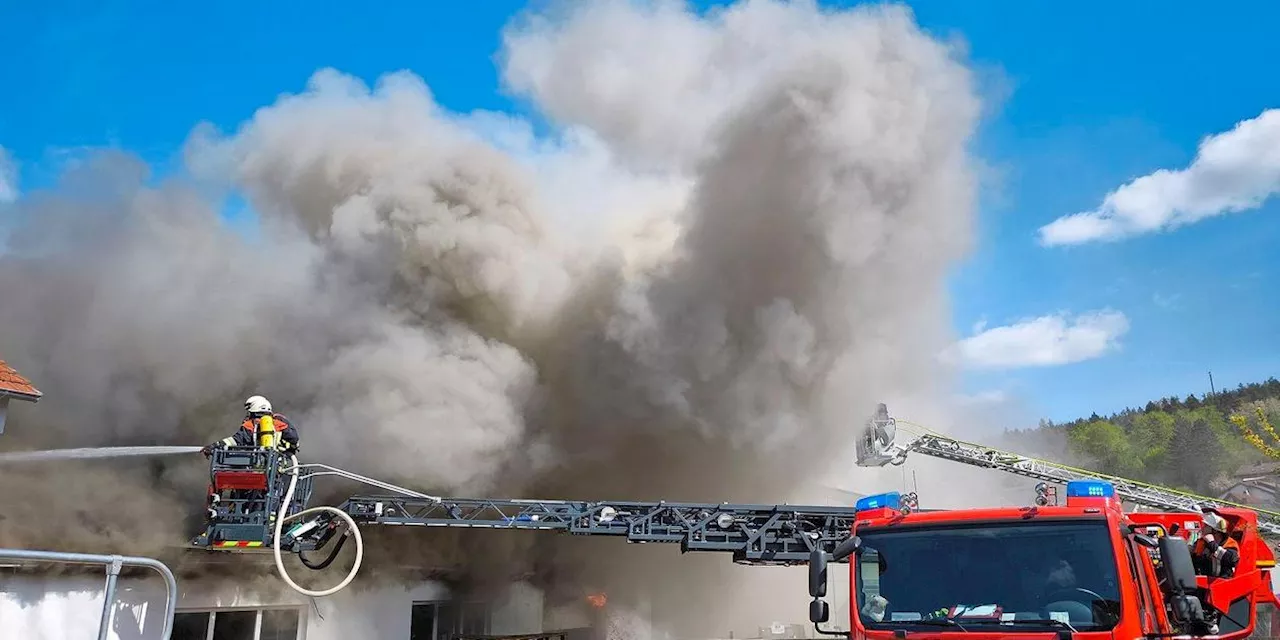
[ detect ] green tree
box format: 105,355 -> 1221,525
1068,419 -> 1142,477
1166,414 -> 1225,492
1128,411 -> 1175,478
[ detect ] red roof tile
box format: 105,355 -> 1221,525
0,359 -> 42,400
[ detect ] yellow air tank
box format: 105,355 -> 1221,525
257,414 -> 277,449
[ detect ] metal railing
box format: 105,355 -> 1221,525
0,548 -> 178,640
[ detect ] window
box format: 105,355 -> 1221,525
854,519 -> 1123,633
171,607 -> 303,640
411,600 -> 489,640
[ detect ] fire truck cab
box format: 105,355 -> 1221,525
808,479 -> 1280,639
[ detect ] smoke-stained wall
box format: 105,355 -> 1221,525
0,1 -> 991,636
0,571 -> 460,640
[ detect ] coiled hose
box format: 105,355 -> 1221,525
272,454 -> 365,597
298,534 -> 349,570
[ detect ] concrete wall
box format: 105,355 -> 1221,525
0,571 -> 555,639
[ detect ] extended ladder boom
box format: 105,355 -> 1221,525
317,495 -> 865,564
855,404 -> 1280,537
195,447 -> 874,562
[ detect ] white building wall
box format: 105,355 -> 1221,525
0,571 -> 470,640
487,581 -> 544,635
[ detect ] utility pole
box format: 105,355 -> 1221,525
1209,370 -> 1217,397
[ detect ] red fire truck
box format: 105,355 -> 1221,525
800,403 -> 1280,639
806,479 -> 1280,639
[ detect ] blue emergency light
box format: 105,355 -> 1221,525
855,492 -> 902,512
1065,479 -> 1115,498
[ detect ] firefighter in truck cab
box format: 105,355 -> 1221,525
201,395 -> 300,456
1193,509 -> 1240,578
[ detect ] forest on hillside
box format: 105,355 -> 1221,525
1001,377 -> 1280,496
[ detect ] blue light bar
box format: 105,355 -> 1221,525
856,492 -> 902,512
1066,479 -> 1115,498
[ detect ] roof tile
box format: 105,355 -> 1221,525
0,359 -> 42,400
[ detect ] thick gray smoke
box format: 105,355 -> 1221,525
0,0 -> 981,634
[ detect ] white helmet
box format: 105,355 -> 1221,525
244,395 -> 272,414
1202,511 -> 1228,533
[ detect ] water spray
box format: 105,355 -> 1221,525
0,446 -> 204,463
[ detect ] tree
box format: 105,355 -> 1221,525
1128,411 -> 1175,479
1028,376 -> 1280,491
1068,419 -> 1142,478
1167,415 -> 1225,492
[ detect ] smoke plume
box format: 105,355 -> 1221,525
0,0 -> 982,635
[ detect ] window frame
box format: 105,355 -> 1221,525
1122,534 -> 1159,635
411,599 -> 491,640
172,605 -> 307,640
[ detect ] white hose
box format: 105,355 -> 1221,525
272,454 -> 365,597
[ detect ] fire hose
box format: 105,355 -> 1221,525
272,454 -> 365,597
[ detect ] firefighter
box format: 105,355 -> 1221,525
1193,510 -> 1239,578
201,395 -> 300,457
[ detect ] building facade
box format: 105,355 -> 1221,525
0,567 -> 556,640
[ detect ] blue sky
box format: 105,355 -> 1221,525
2,1 -> 1278,424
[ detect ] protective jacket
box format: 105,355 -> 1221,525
215,413 -> 300,452
1193,531 -> 1240,577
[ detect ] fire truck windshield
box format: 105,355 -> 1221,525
854,519 -> 1123,633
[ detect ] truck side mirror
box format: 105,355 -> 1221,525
809,541 -> 856,638
809,598 -> 830,624
809,547 -> 828,598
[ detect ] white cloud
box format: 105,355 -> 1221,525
0,146 -> 17,203
1038,108 -> 1280,246
944,309 -> 1130,369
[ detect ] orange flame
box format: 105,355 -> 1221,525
587,593 -> 607,609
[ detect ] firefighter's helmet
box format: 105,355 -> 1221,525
245,395 -> 273,415
1202,511 -> 1229,533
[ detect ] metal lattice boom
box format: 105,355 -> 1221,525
333,496 -> 863,564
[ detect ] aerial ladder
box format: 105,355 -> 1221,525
192,446 -> 879,565
854,403 -> 1280,538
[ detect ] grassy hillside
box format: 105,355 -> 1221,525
1001,378 -> 1280,495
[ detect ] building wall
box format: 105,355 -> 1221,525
0,570 -> 546,640
488,581 -> 544,635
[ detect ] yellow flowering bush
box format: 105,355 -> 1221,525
1230,403 -> 1280,459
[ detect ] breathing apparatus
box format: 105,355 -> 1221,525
257,413 -> 277,449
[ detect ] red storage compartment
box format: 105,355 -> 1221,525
214,470 -> 268,491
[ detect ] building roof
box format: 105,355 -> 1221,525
0,359 -> 42,401
1233,461 -> 1280,477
